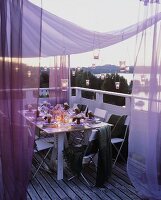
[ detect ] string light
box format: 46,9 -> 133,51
119,61 -> 126,72
86,79 -> 90,86
72,69 -> 76,76
61,79 -> 68,91
101,73 -> 105,80
27,70 -> 31,78
93,49 -> 100,59
15,67 -> 19,72
115,81 -> 120,90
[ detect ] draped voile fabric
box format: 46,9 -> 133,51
49,56 -> 69,105
127,3 -> 161,199
0,0 -> 41,199
1,0 -> 161,58
0,0 -> 161,199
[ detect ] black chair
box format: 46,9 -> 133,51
64,130 -> 98,186
107,114 -> 130,166
64,125 -> 112,187
77,104 -> 88,114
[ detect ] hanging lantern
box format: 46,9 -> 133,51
72,69 -> 76,76
44,67 -> 47,71
93,49 -> 100,59
115,81 -> 120,90
119,61 -> 126,72
125,66 -> 129,72
61,79 -> 68,91
77,67 -> 81,72
27,70 -> 31,78
140,75 -> 146,86
86,79 -> 90,86
101,74 -> 105,80
141,74 -> 146,82
92,63 -> 96,69
56,65 -> 60,70
15,67 -> 19,72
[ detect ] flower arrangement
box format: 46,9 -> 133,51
46,113 -> 52,123
63,102 -> 70,110
88,111 -> 94,119
72,113 -> 85,124
74,108 -> 80,115
40,101 -> 51,113
28,104 -> 33,112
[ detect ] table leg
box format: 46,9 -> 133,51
57,132 -> 65,180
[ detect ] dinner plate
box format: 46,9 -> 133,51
42,122 -> 58,128
70,123 -> 84,129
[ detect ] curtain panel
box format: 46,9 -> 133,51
127,2 -> 161,199
0,0 -> 41,199
49,55 -> 69,105
1,0 -> 161,58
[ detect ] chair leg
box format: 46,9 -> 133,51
67,172 -> 91,187
80,172 -> 90,187
112,143 -> 126,167
68,174 -> 77,181
33,148 -> 52,178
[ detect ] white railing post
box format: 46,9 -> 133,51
125,97 -> 131,115
76,88 -> 81,99
96,92 -> 103,104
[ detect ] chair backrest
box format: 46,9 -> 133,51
123,116 -> 130,139
72,103 -> 78,110
94,108 -> 107,121
77,104 -> 88,113
107,114 -> 129,138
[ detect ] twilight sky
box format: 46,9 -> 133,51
28,0 -> 156,67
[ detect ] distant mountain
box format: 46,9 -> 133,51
72,64 -> 134,74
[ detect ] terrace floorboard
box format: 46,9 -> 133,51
27,154 -> 144,200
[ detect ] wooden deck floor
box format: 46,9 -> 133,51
27,154 -> 144,200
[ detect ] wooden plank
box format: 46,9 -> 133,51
47,172 -> 82,200
112,167 -> 132,185
69,176 -> 102,200
88,166 -> 133,200
29,179 -> 51,200
114,163 -> 130,178
27,181 -> 42,200
84,167 -> 122,200
31,167 -> 61,200
109,179 -> 141,200
39,170 -> 70,200
33,155 -> 79,199
27,151 -> 144,200
63,171 -> 92,200
45,153 -> 98,200
112,174 -> 141,197
27,193 -> 32,200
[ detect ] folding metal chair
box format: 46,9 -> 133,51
110,116 -> 130,167
94,108 -> 107,121
64,129 -> 98,186
32,137 -> 54,178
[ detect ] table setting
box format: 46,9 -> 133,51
24,101 -> 103,133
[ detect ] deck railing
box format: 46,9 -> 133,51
69,87 -> 132,116
2,87 -> 132,116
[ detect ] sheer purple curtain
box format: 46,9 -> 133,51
127,1 -> 161,199
49,56 -> 69,105
0,0 -> 41,199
